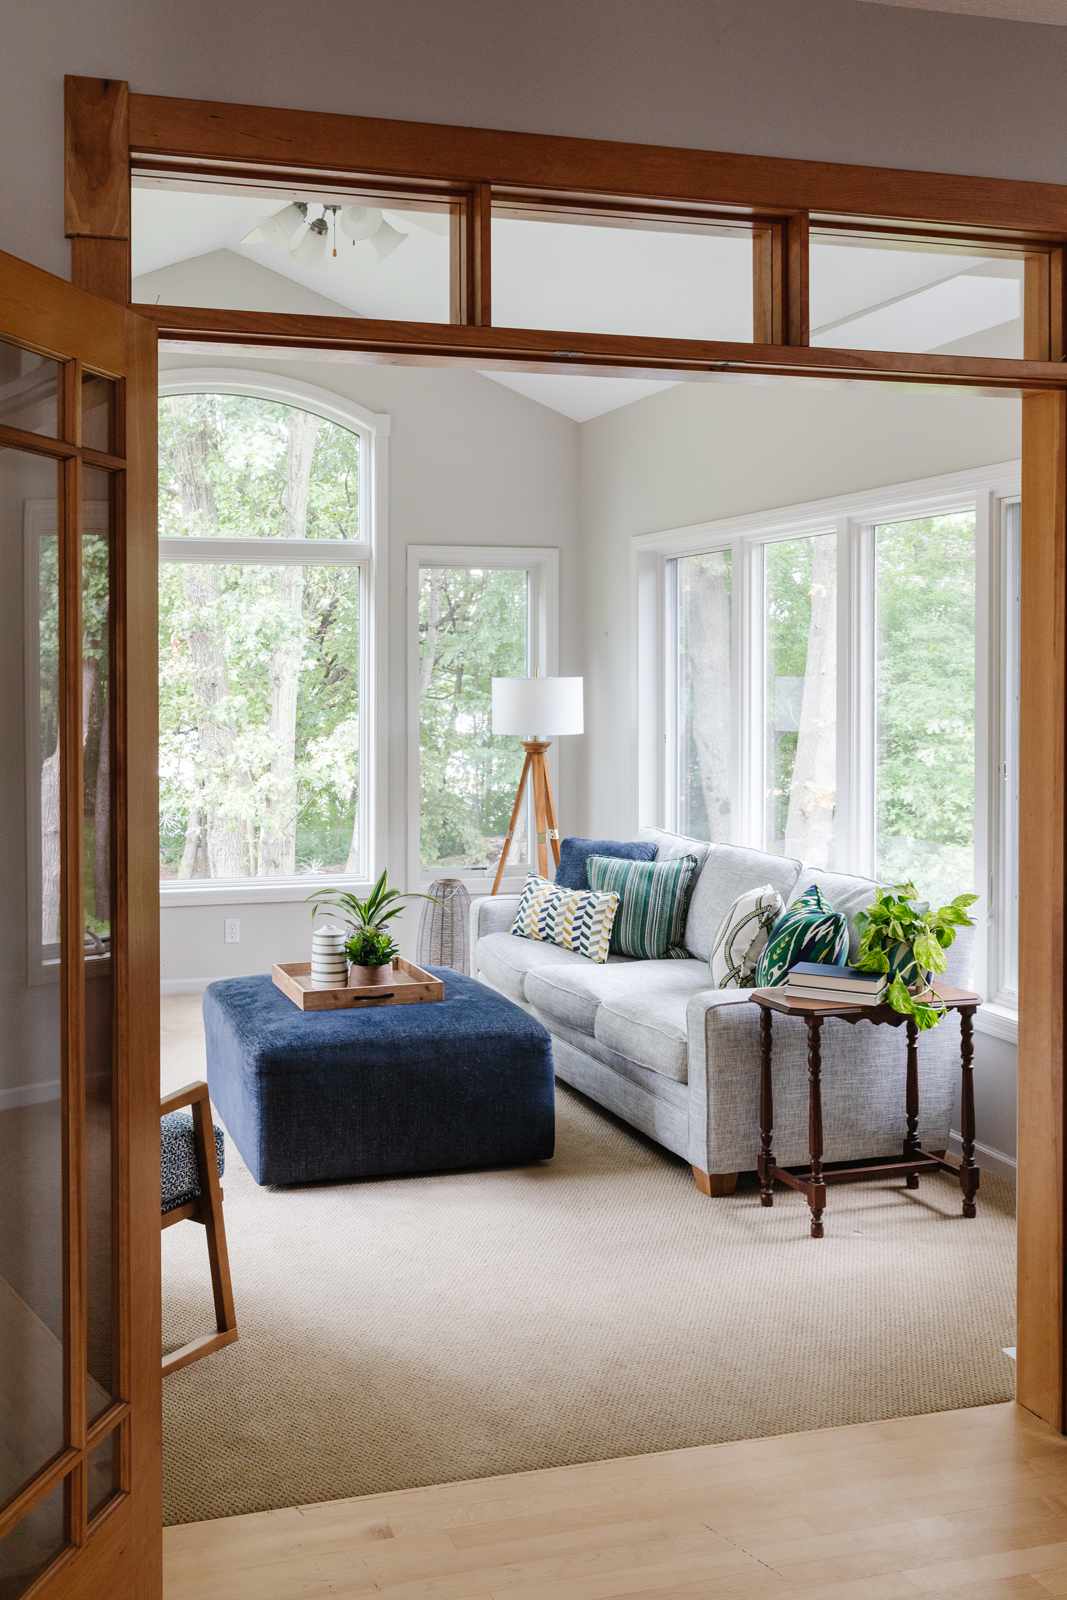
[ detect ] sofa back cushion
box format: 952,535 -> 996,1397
680,843 -> 802,962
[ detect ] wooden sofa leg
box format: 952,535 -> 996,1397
692,1167 -> 738,1197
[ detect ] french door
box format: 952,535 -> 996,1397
0,250 -> 160,1598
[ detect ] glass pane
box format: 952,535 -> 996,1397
764,533 -> 837,865
875,511 -> 976,909
82,468 -> 115,1415
492,209 -> 754,340
0,1478 -> 67,1599
675,549 -> 733,841
811,235 -> 1024,357
159,393 -> 361,540
418,566 -> 530,873
159,562 -> 360,880
0,338 -> 60,438
0,449 -> 66,1505
88,1429 -> 121,1523
133,177 -> 453,322
82,373 -> 116,454
1001,500 -> 1021,999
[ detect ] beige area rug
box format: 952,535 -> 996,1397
161,994 -> 1016,1527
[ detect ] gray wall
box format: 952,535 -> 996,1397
5,0 -> 1067,281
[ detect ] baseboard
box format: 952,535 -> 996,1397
0,1079 -> 60,1111
948,1129 -> 1016,1180
161,978 -> 212,996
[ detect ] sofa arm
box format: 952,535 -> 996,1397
685,989 -> 962,1177
472,893 -> 522,943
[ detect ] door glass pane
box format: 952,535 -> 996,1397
158,394 -> 361,540
875,511 -> 976,909
0,449 -> 66,1505
159,562 -> 360,880
82,373 -> 117,454
88,1430 -> 121,1523
675,549 -> 733,842
83,468 -> 115,1415
492,208 -> 754,340
418,566 -> 530,873
0,1478 -> 67,1599
764,533 -> 837,865
0,339 -> 60,439
133,177 -> 454,323
811,235 -> 1024,357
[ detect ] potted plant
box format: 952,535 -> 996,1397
308,870 -> 437,987
345,928 -> 400,987
854,881 -> 977,1030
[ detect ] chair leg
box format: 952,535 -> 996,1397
692,1166 -> 738,1197
162,1098 -> 238,1378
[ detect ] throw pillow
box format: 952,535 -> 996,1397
753,884 -> 849,987
510,874 -> 620,963
709,883 -> 784,988
587,852 -> 699,960
555,836 -> 657,891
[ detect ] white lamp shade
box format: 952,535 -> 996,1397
491,676 -> 583,738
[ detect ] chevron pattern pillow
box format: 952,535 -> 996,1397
587,852 -> 699,959
753,883 -> 849,987
510,874 -> 620,963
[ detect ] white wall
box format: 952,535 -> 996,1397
157,347 -> 580,985
6,0 -> 1067,283
577,374 -> 1021,1165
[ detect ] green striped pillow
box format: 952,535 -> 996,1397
753,883 -> 849,987
587,853 -> 699,960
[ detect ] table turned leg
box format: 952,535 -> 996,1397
806,1015 -> 826,1238
959,1006 -> 979,1218
757,1006 -> 775,1207
904,1017 -> 921,1188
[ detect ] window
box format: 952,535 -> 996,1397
408,546 -> 559,886
641,462 -> 1020,1021
158,376 -> 386,895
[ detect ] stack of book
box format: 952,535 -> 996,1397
784,961 -> 887,1005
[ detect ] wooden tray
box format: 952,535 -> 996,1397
272,957 -> 445,1011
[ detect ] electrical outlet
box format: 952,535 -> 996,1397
224,918 -> 240,945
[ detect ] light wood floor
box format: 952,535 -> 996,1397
164,1402 -> 1067,1600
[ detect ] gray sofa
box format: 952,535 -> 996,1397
474,828 -> 971,1194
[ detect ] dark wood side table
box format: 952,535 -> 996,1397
751,984 -> 981,1238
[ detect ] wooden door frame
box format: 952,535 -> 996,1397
65,77 -> 1067,1444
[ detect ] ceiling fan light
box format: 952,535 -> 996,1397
383,207 -> 450,237
369,220 -> 405,263
339,205 -> 383,242
242,201 -> 307,249
292,217 -> 330,263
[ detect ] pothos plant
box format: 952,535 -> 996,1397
854,882 -> 977,1031
308,870 -> 438,969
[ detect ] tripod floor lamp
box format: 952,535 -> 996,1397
490,676 -> 584,894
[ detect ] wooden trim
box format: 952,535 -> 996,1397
0,425 -> 77,461
0,1450 -> 79,1542
130,301 -> 1067,389
70,240 -> 130,307
127,89 -> 1067,232
0,248 -> 126,372
65,78 -> 130,240
470,182 -> 492,326
784,212 -> 810,346
1018,389 -> 1067,1432
752,225 -> 782,345
1026,253 -> 1052,362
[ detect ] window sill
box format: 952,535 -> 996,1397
975,1001 -> 1018,1046
160,877 -> 372,908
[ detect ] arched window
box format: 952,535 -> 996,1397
157,373 -> 386,892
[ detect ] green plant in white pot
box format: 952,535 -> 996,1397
854,881 -> 977,1031
308,870 -> 436,987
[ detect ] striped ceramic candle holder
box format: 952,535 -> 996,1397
310,925 -> 348,989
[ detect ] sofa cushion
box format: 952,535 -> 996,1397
754,883 -> 849,987
588,852 -> 700,959
639,826 -> 711,868
684,844 -> 803,962
791,867 -> 881,960
709,883 -> 784,987
477,930 -> 628,1005
594,960 -> 713,1082
555,836 -> 656,890
524,961 -> 623,1037
510,873 -> 620,962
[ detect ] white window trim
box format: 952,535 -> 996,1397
636,459 -> 1021,1042
157,368 -> 390,907
405,544 -> 560,892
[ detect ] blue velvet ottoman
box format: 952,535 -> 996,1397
202,968 -> 554,1186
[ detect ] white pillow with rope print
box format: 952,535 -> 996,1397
708,883 -> 784,988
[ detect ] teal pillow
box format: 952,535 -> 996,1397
753,884 -> 849,987
587,852 -> 699,959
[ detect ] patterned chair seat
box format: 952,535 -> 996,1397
161,1109 -> 225,1214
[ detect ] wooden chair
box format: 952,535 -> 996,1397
161,1080 -> 238,1376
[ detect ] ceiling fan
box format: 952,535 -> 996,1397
241,201 -> 447,266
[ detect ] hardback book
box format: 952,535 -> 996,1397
786,961 -> 887,994
786,982 -> 886,1006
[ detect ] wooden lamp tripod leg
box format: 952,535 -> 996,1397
492,749 -> 532,894
540,747 -> 562,872
531,749 -> 549,878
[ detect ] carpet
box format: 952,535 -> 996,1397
161,994 -> 1016,1527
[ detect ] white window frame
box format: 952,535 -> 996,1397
406,544 -> 559,891
636,459 -> 1021,1038
157,369 -> 390,906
